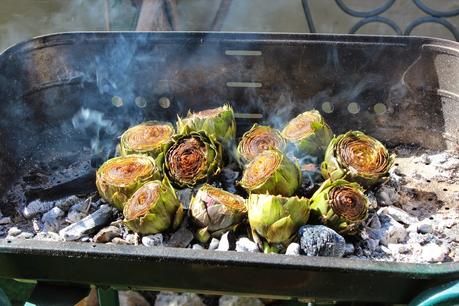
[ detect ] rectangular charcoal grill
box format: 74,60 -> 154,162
0,32 -> 458,304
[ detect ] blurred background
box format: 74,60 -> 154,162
1,0 -> 459,52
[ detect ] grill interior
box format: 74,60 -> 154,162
0,32 -> 458,236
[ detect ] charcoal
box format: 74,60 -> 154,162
59,205 -> 113,241
125,234 -> 139,245
23,200 -> 55,219
55,195 -> 82,211
379,215 -> 408,246
17,232 -> 34,239
142,234 -> 163,247
299,225 -> 346,257
344,243 -> 355,255
0,217 -> 12,225
219,296 -> 264,306
93,226 -> 122,243
166,227 -> 193,248
155,292 -> 204,306
377,206 -> 417,225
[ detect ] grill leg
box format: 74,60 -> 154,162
97,288 -> 120,306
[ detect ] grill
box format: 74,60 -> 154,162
0,32 -> 458,304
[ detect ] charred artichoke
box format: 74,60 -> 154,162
281,110 -> 333,158
123,177 -> 184,234
177,104 -> 236,145
120,121 -> 174,157
247,193 -> 310,249
321,131 -> 394,187
310,179 -> 368,235
189,184 -> 247,242
239,149 -> 301,197
96,155 -> 161,210
163,130 -> 222,188
237,124 -> 286,164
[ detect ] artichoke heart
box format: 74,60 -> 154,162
310,179 -> 368,235
190,184 -> 247,242
239,149 -> 301,197
321,130 -> 395,187
177,104 -> 236,145
164,130 -> 222,188
247,193 -> 310,246
237,124 -> 286,164
123,178 -> 184,234
96,155 -> 161,210
282,110 -> 333,158
120,121 -> 174,157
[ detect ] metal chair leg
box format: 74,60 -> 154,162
97,288 -> 120,306
409,281 -> 459,306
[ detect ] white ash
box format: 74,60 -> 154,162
216,232 -> 232,251
66,198 -> 92,223
124,233 -> 139,245
344,243 -> 355,255
7,227 -> 22,237
235,237 -> 259,253
208,238 -> 220,250
285,243 -> 300,256
377,206 -> 418,225
192,244 -> 204,250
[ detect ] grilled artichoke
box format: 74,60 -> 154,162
163,130 -> 222,188
189,184 -> 247,242
120,121 -> 174,157
321,131 -> 394,187
239,150 -> 301,197
247,193 -> 310,249
96,155 -> 161,210
310,179 -> 368,235
237,124 -> 286,164
177,104 -> 236,145
123,177 -> 184,234
282,110 -> 333,158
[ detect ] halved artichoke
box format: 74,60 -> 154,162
189,184 -> 247,242
237,124 -> 286,164
96,155 -> 161,210
177,104 -> 236,145
163,130 -> 222,189
247,193 -> 310,249
123,177 -> 184,234
239,149 -> 301,197
120,121 -> 174,157
310,179 -> 368,235
282,110 -> 333,158
321,130 -> 395,187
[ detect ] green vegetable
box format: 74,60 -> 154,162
177,104 -> 236,146
237,124 -> 286,165
123,177 -> 184,234
282,110 -> 333,158
163,129 -> 222,189
247,193 -> 310,248
310,179 -> 368,235
239,150 -> 301,197
120,121 -> 174,157
321,130 -> 394,187
96,155 -> 161,210
189,184 -> 247,242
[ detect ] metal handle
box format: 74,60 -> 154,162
409,281 -> 459,306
